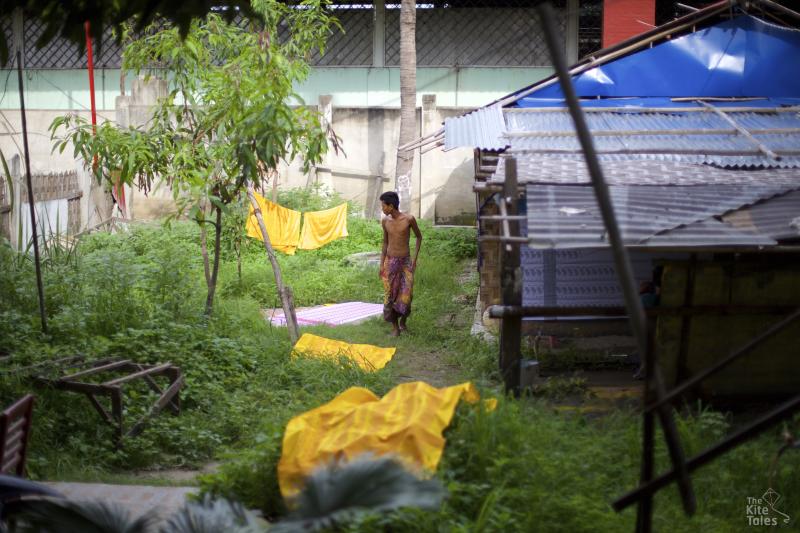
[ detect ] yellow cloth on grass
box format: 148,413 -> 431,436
278,381 -> 492,499
298,203 -> 348,250
246,193 -> 301,255
292,333 -> 395,372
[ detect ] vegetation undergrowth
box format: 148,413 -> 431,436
0,194 -> 481,482
1,188 -> 798,531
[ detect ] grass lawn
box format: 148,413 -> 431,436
0,197 -> 797,531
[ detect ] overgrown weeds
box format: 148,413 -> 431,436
0,205 -> 797,531
0,212 -> 478,480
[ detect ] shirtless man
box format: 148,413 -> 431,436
379,191 -> 422,336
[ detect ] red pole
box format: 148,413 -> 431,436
84,21 -> 98,133
85,21 -> 126,217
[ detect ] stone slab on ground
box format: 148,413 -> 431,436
343,251 -> 381,267
44,482 -> 198,522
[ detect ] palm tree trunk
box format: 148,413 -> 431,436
394,0 -> 416,213
247,185 -> 300,343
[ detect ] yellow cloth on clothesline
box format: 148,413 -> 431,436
292,333 -> 396,372
246,193 -> 301,255
298,203 -> 348,250
277,381 -> 493,499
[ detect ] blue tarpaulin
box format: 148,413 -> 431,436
516,15 -> 800,107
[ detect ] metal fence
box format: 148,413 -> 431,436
2,2 -> 603,69
385,5 -> 567,67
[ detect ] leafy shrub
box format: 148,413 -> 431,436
277,183 -> 352,213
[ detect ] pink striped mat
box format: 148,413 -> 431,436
268,301 -> 384,327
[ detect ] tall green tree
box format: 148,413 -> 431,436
50,0 -> 338,327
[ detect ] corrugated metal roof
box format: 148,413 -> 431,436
443,105 -> 506,151
492,156 -> 800,186
722,189 -> 800,242
503,109 -> 800,168
505,109 -> 800,133
524,183 -> 796,249
645,218 -> 776,247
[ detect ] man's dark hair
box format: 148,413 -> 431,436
379,191 -> 400,210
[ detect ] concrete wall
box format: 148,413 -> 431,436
277,98 -> 475,223
0,67 -> 552,112
295,67 -> 553,108
2,66 -> 541,225
0,101 -> 478,225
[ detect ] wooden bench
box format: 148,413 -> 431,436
0,395 -> 35,477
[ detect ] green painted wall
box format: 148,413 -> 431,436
0,69 -> 129,111
0,67 -> 552,111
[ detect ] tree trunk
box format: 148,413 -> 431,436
394,0 -> 416,213
235,239 -> 242,284
247,185 -> 300,343
204,206 -> 222,316
199,205 -> 212,289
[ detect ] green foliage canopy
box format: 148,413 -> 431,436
0,1 -> 258,67
50,1 -> 338,222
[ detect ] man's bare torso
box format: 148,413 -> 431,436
382,213 -> 413,257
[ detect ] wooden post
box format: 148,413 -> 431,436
675,254 -> 697,385
637,319 -> 658,532
247,185 -> 300,343
499,157 -> 521,395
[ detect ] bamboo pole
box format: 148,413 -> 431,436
246,185 -> 299,343
697,100 -> 781,160
537,4 -> 696,525
16,51 -> 47,334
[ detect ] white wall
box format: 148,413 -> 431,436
1,83 -> 484,229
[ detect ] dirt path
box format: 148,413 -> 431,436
392,349 -> 462,388
390,260 -> 478,388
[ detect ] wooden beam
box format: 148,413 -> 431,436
697,100 -> 781,160
85,392 -> 116,427
35,378 -> 107,395
499,157 -> 522,395
140,372 -> 180,414
125,375 -> 185,438
102,363 -> 173,387
60,359 -> 129,382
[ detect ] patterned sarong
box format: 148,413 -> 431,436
381,255 -> 414,321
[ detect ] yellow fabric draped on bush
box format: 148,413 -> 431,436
277,381 -> 489,499
246,193 -> 301,255
298,203 -> 348,250
292,333 -> 395,371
